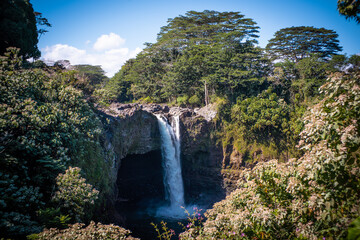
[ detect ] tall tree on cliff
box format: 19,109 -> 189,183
266,26 -> 342,62
157,10 -> 265,104
0,0 -> 40,58
116,10 -> 269,104
156,10 -> 259,51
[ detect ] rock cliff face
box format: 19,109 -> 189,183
97,103 -> 229,218
100,103 -> 161,172
177,107 -> 226,202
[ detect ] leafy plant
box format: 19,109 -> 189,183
151,221 -> 175,240
52,167 -> 99,222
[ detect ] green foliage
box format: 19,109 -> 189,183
0,49 -> 111,237
266,26 -> 342,62
30,221 -> 137,240
0,173 -> 43,235
269,60 -> 298,101
0,0 -> 40,58
102,59 -> 136,103
157,10 -> 259,50
338,0 -> 360,23
223,88 -> 295,163
188,95 -> 201,107
348,217 -> 360,240
349,54 -> 360,72
37,208 -> 70,229
103,10 -> 269,105
269,54 -> 346,104
93,88 -> 114,106
291,54 -> 329,102
214,97 -> 232,123
177,95 -> 189,107
52,167 -> 99,222
162,43 -> 269,104
327,54 -> 348,72
73,65 -> 108,96
181,72 -> 360,239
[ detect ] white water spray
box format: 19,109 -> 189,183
155,114 -> 185,217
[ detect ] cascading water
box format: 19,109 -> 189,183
155,114 -> 185,217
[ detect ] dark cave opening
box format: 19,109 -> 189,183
116,149 -> 165,204
114,149 -> 226,239
115,150 -> 167,239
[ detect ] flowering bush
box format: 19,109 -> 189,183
31,221 -> 138,240
53,167 -> 99,222
179,207 -> 205,238
180,72 -> 360,239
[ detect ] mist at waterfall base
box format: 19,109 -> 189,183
116,114 -> 216,240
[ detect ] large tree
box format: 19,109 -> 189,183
338,0 -> 360,23
156,10 -> 259,51
266,26 -> 342,62
0,0 -> 40,58
108,10 -> 269,105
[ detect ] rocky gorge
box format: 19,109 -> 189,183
96,103 -> 243,233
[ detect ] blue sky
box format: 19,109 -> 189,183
31,0 -> 359,77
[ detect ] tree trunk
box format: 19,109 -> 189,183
204,80 -> 209,106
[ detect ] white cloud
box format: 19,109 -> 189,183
41,34 -> 142,77
93,32 -> 125,51
43,44 -> 87,63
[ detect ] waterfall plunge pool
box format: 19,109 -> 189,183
115,114 -> 217,239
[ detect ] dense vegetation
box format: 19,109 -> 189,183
102,10 -> 269,105
0,48 -> 113,237
0,1 -> 359,239
180,72 -> 360,239
0,0 -> 40,58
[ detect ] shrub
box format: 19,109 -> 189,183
52,167 -> 99,222
188,95 -> 201,107
30,221 -> 138,240
177,95 -> 189,107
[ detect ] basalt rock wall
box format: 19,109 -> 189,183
98,103 -> 230,214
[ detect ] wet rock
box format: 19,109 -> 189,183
97,103 -> 228,218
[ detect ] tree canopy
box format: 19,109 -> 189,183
338,0 -> 360,23
105,10 -> 269,105
0,0 -> 40,58
156,10 -> 259,50
266,26 -> 342,62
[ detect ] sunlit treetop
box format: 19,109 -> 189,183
266,26 -> 342,62
155,10 -> 260,50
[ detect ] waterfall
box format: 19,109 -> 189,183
155,114 -> 185,216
